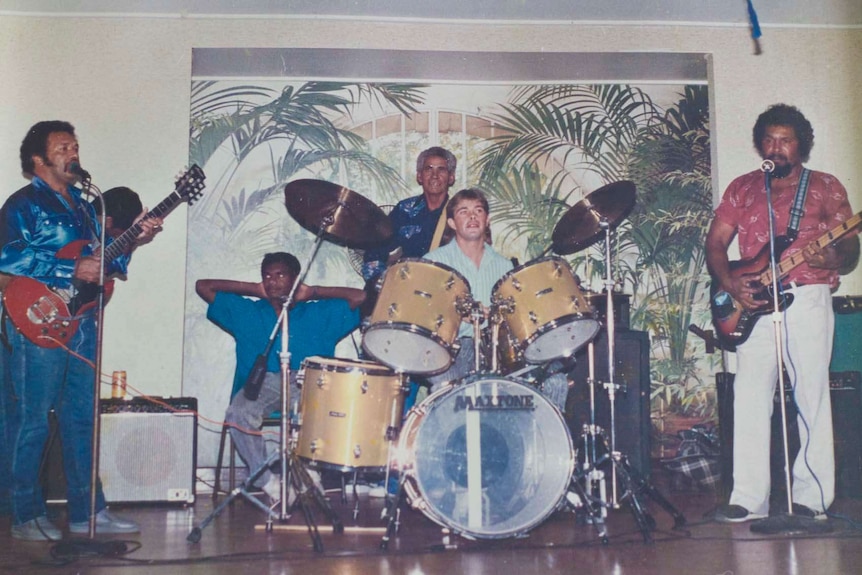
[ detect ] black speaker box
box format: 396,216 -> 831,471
565,329 -> 651,476
41,397 -> 197,504
717,372 -> 862,501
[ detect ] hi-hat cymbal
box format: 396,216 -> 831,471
284,179 -> 393,250
551,181 -> 636,255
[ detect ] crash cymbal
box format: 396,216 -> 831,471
551,180 -> 636,255
285,179 -> 393,250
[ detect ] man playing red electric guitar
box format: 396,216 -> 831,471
0,121 -> 162,540
706,104 -> 859,525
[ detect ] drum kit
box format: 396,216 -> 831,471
189,177 -> 685,550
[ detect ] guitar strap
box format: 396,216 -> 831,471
785,168 -> 811,241
428,197 -> 450,252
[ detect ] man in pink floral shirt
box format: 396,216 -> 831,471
706,104 -> 859,524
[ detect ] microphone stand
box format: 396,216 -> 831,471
749,162 -> 832,535
84,176 -> 106,540
189,216 -> 344,551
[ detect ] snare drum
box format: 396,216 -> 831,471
296,357 -> 404,471
363,259 -> 471,374
492,257 -> 600,363
397,375 -> 574,539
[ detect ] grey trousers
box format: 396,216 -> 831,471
225,371 -> 300,488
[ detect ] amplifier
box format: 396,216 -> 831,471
717,373 -> 862,501
42,397 -> 197,504
566,330 -> 651,476
100,398 -> 197,504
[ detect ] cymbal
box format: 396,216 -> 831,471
284,179 -> 393,250
551,180 -> 636,255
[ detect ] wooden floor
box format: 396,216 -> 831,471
2,474 -> 862,575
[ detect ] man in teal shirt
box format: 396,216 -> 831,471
196,252 -> 367,502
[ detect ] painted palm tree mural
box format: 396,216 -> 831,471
477,85 -> 716,447
184,79 -> 714,463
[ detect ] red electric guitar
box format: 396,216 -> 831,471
710,210 -> 862,346
2,165 -> 205,348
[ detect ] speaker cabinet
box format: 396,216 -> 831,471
831,296 -> 862,373
831,372 -> 862,498
565,329 -> 651,476
42,397 -> 197,504
717,372 -> 862,501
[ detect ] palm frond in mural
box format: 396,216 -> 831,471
478,84 -> 657,183
627,85 -> 715,418
481,164 -> 576,260
472,83 -> 715,421
189,81 -> 427,222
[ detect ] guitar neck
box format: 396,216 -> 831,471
102,191 -> 184,262
761,211 -> 862,286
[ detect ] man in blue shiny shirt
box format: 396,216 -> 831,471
361,146 -> 457,282
0,121 -> 161,540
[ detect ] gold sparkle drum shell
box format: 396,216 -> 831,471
297,356 -> 404,471
492,256 -> 600,364
363,259 -> 471,374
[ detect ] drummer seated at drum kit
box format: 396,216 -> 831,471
196,252 -> 370,506
416,187 -> 514,387
410,188 -> 566,410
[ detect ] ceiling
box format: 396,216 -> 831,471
0,0 -> 860,27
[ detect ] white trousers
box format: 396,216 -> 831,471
729,284 -> 835,514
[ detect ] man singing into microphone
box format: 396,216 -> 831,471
0,121 -> 162,540
706,105 -> 858,524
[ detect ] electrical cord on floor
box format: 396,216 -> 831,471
31,539 -> 141,567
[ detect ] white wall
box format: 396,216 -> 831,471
1,14 -> 860,402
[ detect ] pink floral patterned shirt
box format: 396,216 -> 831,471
714,168 -> 854,288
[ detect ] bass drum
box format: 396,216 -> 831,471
398,375 -> 573,539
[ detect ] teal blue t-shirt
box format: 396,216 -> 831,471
207,293 -> 360,397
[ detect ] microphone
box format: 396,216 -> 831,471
242,354 -> 268,401
69,161 -> 91,180
760,159 -> 775,173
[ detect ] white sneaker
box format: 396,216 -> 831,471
305,469 -> 324,495
261,476 -> 296,506
368,486 -> 387,498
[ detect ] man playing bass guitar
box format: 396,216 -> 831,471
705,104 -> 859,524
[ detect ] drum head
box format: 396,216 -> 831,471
363,325 -> 453,374
523,317 -> 601,363
409,376 -> 573,539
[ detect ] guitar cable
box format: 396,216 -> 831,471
778,294 -> 831,519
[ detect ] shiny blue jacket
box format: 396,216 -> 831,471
0,177 -> 129,288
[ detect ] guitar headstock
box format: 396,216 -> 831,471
175,164 -> 206,205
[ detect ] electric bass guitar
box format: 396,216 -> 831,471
710,211 -> 862,346
2,165 -> 205,348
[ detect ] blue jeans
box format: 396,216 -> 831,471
5,314 -> 106,525
0,341 -> 11,516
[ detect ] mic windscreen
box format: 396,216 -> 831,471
69,161 -> 91,179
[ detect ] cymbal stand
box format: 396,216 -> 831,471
570,341 -> 608,522
188,224 -> 344,551
588,217 -> 686,543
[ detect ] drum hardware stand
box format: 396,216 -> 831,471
568,341 -> 609,527
581,217 -> 686,544
188,223 -> 345,551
